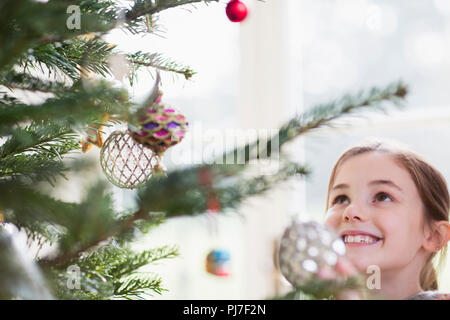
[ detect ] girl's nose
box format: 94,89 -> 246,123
342,204 -> 367,222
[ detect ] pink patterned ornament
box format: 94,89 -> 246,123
128,93 -> 188,156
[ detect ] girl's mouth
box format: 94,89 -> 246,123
341,234 -> 383,247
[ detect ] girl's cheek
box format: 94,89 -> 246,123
373,211 -> 397,235
324,208 -> 340,230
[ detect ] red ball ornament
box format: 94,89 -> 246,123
226,0 -> 248,23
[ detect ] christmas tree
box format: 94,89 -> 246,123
0,0 -> 408,300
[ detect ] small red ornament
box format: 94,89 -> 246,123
206,193 -> 221,213
226,0 -> 248,23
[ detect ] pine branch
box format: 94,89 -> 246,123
47,265 -> 116,300
0,0 -> 116,69
34,0 -> 119,46
56,183 -> 119,253
220,81 -> 408,165
0,180 -> 79,231
0,158 -> 98,247
0,148 -> 75,184
125,0 -> 220,22
0,122 -> 80,186
137,161 -> 309,217
127,51 -> 195,85
0,179 -> 118,251
38,209 -> 155,269
0,81 -> 130,134
282,81 -> 408,140
111,246 -> 179,279
0,121 -> 75,159
116,211 -> 166,246
0,91 -> 21,105
78,244 -> 178,279
21,38 -> 115,81
114,275 -> 165,299
47,243 -> 177,299
23,223 -> 63,249
0,0 -> 221,69
0,70 -> 69,93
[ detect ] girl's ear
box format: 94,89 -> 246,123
423,221 -> 450,252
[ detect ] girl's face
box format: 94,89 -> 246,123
325,152 -> 427,272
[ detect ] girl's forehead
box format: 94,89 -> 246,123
340,151 -> 395,168
334,152 -> 411,185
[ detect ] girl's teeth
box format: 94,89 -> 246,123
344,235 -> 378,244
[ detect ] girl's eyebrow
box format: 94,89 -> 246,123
331,180 -> 403,192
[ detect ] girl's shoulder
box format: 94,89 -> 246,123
407,291 -> 450,300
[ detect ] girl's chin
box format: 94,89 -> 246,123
341,240 -> 384,272
345,251 -> 382,272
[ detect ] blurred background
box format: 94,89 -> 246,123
96,0 -> 450,298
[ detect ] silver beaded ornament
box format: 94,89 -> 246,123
278,220 -> 346,288
100,130 -> 161,189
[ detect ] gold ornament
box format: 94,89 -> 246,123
100,130 -> 162,189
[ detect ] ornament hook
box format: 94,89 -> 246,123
145,70 -> 162,106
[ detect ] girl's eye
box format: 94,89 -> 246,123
331,192 -> 393,206
332,195 -> 349,205
374,192 -> 393,202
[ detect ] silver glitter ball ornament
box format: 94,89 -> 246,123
278,220 -> 346,289
100,130 -> 161,189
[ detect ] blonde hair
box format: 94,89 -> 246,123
325,138 -> 449,291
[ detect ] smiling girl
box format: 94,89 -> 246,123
323,139 -> 450,299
